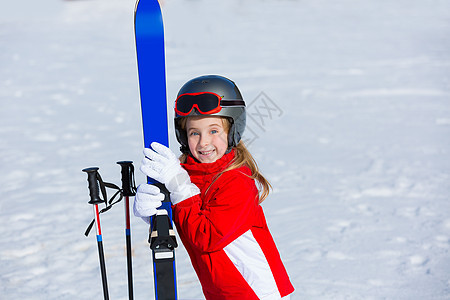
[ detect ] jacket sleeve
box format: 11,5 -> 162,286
172,168 -> 259,253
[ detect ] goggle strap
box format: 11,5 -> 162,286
220,100 -> 246,107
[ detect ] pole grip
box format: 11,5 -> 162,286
117,161 -> 136,197
82,167 -> 104,204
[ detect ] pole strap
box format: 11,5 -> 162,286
84,175 -> 130,237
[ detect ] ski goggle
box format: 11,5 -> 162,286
175,92 -> 223,116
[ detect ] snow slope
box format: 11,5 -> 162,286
1,0 -> 449,299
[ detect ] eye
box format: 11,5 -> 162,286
189,131 -> 199,136
211,129 -> 218,134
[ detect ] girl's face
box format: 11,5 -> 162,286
186,116 -> 228,163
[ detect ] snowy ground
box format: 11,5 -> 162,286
1,0 -> 450,299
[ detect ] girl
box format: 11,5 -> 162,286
134,75 -> 294,299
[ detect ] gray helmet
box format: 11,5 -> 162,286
174,75 -> 246,154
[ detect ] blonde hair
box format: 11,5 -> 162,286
179,117 -> 272,203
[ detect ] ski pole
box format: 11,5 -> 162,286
82,167 -> 110,300
117,161 -> 136,300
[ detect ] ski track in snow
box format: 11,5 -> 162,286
1,0 -> 450,299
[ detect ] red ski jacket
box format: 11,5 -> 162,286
172,150 -> 294,299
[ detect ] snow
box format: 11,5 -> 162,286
1,0 -> 450,299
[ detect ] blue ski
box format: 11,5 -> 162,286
134,0 -> 178,299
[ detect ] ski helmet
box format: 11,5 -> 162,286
174,75 -> 246,153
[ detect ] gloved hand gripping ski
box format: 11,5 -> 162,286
135,142 -> 200,220
133,184 -> 164,223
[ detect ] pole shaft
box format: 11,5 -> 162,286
124,196 -> 134,300
93,204 -> 109,300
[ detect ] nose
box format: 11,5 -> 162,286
199,134 -> 210,147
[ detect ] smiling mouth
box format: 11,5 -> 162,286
199,149 -> 215,156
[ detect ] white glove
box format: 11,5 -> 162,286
133,184 -> 164,223
141,142 -> 200,205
